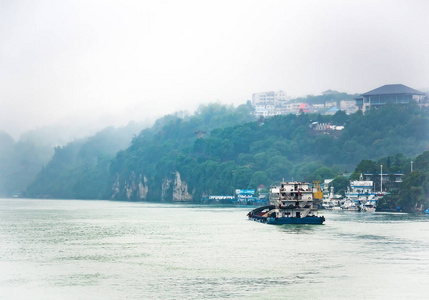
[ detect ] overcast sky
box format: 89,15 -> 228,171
1,0 -> 428,138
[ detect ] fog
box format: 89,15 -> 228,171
1,0 -> 429,139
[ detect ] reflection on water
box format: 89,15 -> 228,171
0,199 -> 428,300
277,224 -> 318,234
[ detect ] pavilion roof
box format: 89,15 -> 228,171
362,84 -> 425,96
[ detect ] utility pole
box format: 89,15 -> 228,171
411,161 -> 413,172
380,164 -> 383,193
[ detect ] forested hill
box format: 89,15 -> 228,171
292,91 -> 359,104
24,122 -> 144,199
108,102 -> 429,202
0,130 -> 55,197
24,103 -> 256,199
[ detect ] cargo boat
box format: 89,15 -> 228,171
248,181 -> 325,225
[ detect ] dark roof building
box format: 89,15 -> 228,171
356,84 -> 426,112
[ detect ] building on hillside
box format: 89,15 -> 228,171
363,172 -> 403,191
323,179 -> 333,194
252,90 -> 288,106
281,102 -> 310,114
324,100 -> 338,108
340,100 -> 358,114
356,84 -> 426,113
297,103 -> 311,113
252,90 -> 290,117
253,103 -> 278,117
235,189 -> 255,203
324,106 -> 340,115
345,180 -> 377,201
312,104 -> 325,112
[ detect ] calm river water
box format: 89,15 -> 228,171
0,199 -> 428,300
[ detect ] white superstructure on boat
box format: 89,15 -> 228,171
344,180 -> 379,212
248,181 -> 325,225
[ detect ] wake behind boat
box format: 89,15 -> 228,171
248,181 -> 325,225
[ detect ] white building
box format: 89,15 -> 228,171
323,179 -> 333,194
349,181 -> 374,195
252,90 -> 290,117
340,100 -> 358,114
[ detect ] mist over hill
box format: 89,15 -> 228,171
0,130 -> 54,197
0,121 -> 147,197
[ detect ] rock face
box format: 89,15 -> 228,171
111,172 -> 149,200
172,171 -> 192,202
137,175 -> 148,200
113,171 -> 192,202
161,171 -> 192,202
161,176 -> 172,202
111,175 -> 121,199
125,171 -> 137,200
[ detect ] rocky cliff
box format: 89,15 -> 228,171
172,171 -> 192,202
112,171 -> 192,202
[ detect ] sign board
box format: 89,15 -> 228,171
235,189 -> 255,195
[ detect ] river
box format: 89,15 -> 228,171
0,198 -> 428,299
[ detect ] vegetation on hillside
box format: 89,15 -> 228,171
21,100 -> 429,205
292,91 -> 359,105
0,130 -> 54,197
24,122 -> 144,199
359,151 -> 429,212
25,104 -> 255,199
108,102 -> 429,201
396,151 -> 429,211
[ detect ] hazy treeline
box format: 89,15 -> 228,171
21,122 -> 145,199
0,121 -> 146,197
5,99 -> 429,211
0,131 -> 54,197
292,91 -> 359,104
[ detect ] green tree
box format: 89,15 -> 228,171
350,160 -> 378,180
248,171 -> 270,189
329,176 -> 350,197
305,167 -> 338,182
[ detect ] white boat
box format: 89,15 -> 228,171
321,186 -> 342,210
344,180 -> 379,212
341,198 -> 360,211
361,198 -> 378,212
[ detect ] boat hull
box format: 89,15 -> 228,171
267,216 -> 325,225
248,215 -> 325,225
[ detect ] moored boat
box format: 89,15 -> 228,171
320,186 -> 343,210
248,181 -> 325,225
344,180 -> 379,212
